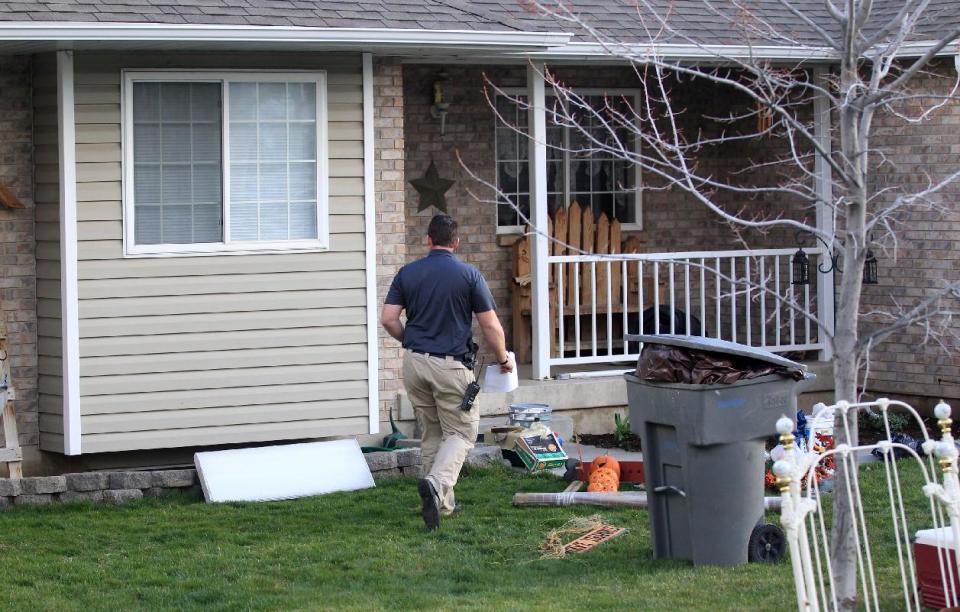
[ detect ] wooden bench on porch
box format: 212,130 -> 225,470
511,201 -> 666,363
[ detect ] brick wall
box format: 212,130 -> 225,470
0,55 -> 38,474
861,58 -> 960,404
402,64 -> 810,349
403,65 -> 523,341
374,57 -> 407,425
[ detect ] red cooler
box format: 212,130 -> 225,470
915,527 -> 960,609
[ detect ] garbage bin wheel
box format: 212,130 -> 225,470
748,523 -> 786,563
562,458 -> 580,482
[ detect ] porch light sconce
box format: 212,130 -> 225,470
430,70 -> 450,135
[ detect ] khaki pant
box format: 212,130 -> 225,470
402,350 -> 478,514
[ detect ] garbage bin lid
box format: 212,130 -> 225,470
623,334 -> 806,371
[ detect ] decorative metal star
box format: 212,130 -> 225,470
410,160 -> 455,213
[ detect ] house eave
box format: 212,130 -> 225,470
0,22 -> 573,54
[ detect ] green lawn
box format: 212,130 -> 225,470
0,462 -> 936,611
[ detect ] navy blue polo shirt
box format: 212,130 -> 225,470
385,249 -> 497,356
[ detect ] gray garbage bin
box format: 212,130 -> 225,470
624,334 -> 811,567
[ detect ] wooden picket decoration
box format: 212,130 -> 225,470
596,214 -> 610,305
580,205 -> 595,305
566,201 -> 581,306
546,217 -> 557,356
510,204 -> 663,363
610,219 -> 622,302
623,235 -> 643,294
0,315 -> 23,478
553,206 -> 567,260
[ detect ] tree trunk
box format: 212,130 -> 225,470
828,35 -> 870,607
830,311 -> 861,610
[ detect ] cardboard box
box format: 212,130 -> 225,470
513,431 -> 567,472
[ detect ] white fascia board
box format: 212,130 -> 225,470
525,42 -> 838,62
894,40 -> 960,60
526,40 -> 960,63
0,22 -> 571,50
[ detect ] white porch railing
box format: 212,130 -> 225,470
541,247 -> 827,369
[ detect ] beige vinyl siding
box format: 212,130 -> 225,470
34,53 -> 65,454
67,52 -> 370,454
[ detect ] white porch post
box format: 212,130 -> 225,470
527,62 -> 550,379
813,65 -> 835,361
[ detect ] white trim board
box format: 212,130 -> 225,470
0,23 -> 571,49
362,52 -> 380,435
57,50 -> 81,455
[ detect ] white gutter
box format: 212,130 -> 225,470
519,40 -> 959,63
0,22 -> 572,49
526,42 -> 838,62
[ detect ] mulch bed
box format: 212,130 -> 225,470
575,433 -> 643,452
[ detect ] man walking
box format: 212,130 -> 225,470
381,214 -> 514,531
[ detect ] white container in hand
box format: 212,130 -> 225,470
482,351 -> 518,393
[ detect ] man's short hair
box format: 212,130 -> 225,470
428,214 -> 459,247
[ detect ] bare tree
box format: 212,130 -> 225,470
483,1 -> 960,607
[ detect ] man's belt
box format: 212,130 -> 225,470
410,349 -> 468,363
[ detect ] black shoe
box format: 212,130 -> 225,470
417,479 -> 440,531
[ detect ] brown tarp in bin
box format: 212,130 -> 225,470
637,343 -> 805,384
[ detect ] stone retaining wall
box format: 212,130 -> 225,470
0,446 -> 501,509
0,468 -> 199,509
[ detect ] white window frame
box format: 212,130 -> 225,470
122,69 -> 329,257
494,88 -> 643,235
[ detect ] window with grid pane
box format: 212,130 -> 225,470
125,72 -> 326,256
494,92 -> 640,231
132,82 -> 223,245
228,81 -> 318,241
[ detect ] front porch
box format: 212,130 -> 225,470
401,60 -> 837,383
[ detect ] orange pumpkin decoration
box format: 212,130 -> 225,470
587,466 -> 620,492
591,455 -> 621,479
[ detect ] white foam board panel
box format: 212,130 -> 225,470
195,439 -> 375,503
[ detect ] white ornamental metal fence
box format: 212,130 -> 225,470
543,247 -> 827,369
774,399 -> 960,611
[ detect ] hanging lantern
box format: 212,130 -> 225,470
863,249 -> 879,285
792,248 -> 810,285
